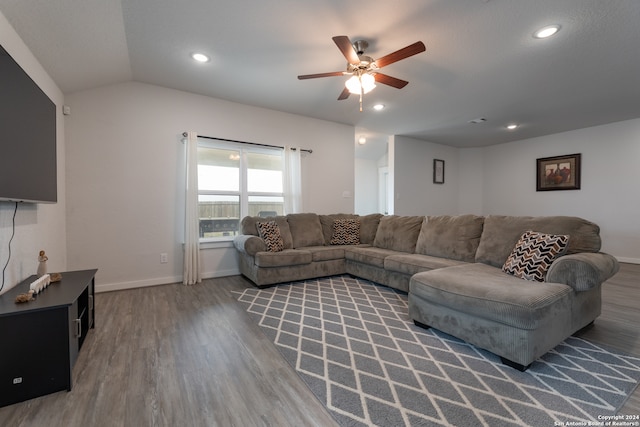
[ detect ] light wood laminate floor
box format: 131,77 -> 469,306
0,264 -> 638,426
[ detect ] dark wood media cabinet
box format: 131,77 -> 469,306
0,269 -> 97,407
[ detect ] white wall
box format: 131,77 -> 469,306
390,119 -> 638,262
393,135 -> 460,215
457,148 -> 484,215
64,81 -> 354,291
354,158 -> 379,214
61,81 -> 640,294
479,119 -> 640,262
0,13 -> 67,294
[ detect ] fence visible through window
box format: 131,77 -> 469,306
198,200 -> 284,238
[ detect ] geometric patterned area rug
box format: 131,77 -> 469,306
234,275 -> 640,427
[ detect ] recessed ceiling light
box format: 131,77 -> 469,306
191,52 -> 210,63
373,104 -> 385,111
358,136 -> 367,145
506,123 -> 519,130
533,25 -> 560,39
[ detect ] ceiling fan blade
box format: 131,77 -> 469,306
374,41 -> 426,68
337,87 -> 350,100
374,73 -> 409,89
297,71 -> 345,80
332,35 -> 360,64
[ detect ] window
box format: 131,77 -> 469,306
197,140 -> 284,240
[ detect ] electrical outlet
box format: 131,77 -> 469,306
160,253 -> 168,264
13,377 -> 22,384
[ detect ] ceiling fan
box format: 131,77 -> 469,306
298,35 -> 426,111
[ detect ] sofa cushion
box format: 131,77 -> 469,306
241,216 -> 293,249
476,215 -> 601,268
410,263 -> 573,330
254,249 -> 312,267
359,213 -> 383,245
287,213 -> 325,248
384,253 -> 468,276
502,231 -> 569,281
344,246 -> 401,268
415,215 -> 484,262
306,246 -> 346,262
331,219 -> 360,245
373,215 -> 424,253
256,220 -> 285,252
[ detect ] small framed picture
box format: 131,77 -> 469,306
536,153 -> 581,191
433,159 -> 445,184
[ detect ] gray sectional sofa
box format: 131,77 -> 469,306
233,212 -> 619,370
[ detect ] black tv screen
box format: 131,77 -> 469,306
0,44 -> 57,203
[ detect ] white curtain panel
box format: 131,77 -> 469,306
284,147 -> 302,214
183,131 -> 201,285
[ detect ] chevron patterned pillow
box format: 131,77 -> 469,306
330,219 -> 360,245
502,230 -> 570,281
256,220 -> 285,252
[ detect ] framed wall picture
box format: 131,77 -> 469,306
433,159 -> 445,184
536,153 -> 581,191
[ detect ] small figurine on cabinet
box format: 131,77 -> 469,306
37,250 -> 48,277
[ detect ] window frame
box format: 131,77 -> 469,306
197,139 -> 285,242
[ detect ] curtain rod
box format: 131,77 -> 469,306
182,132 -> 312,153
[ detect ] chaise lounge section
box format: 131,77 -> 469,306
233,212 -> 619,370
408,215 -> 619,370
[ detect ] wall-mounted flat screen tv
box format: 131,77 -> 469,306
0,44 -> 57,203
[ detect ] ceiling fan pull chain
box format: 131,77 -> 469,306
359,75 -> 364,112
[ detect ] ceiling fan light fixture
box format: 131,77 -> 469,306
298,35 -> 424,111
345,73 -> 376,94
345,75 -> 361,94
361,73 -> 376,93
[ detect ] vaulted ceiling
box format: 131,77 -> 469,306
1,0 -> 639,148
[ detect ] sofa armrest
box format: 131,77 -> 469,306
546,252 -> 619,291
233,235 -> 266,256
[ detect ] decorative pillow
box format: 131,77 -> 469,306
330,219 -> 360,245
320,214 -> 357,245
502,231 -> 570,281
256,221 -> 284,252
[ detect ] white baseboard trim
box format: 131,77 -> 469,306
95,268 -> 241,293
202,268 -> 240,280
616,257 -> 640,265
96,275 -> 182,293
95,257 -> 639,293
